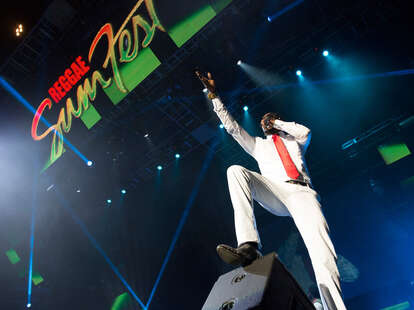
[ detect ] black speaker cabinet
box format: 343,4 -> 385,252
202,252 -> 315,310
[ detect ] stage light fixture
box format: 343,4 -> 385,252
219,124 -> 224,129
175,153 -> 180,159
296,70 -> 302,76
76,189 -> 80,193
267,16 -> 272,22
202,88 -> 208,93
323,50 -> 329,57
15,24 -> 23,37
144,133 -> 149,138
107,199 -> 112,204
237,60 -> 242,66
121,189 -> 126,194
27,303 -> 31,308
87,160 -> 93,166
157,165 -> 163,171
243,106 -> 249,111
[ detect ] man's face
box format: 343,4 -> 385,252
261,113 -> 280,135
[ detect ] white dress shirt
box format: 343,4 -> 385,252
212,97 -> 312,184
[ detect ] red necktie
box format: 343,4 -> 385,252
272,134 -> 300,180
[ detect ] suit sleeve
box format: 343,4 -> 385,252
212,98 -> 256,156
273,120 -> 311,147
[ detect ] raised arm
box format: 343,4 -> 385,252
195,71 -> 256,156
273,119 -> 311,146
212,97 -> 256,156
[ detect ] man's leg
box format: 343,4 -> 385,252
218,165 -> 290,266
226,165 -> 290,247
285,189 -> 346,310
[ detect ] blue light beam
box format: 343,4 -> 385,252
48,181 -> 147,310
0,76 -> 91,165
27,162 -> 39,308
267,0 -> 304,22
145,141 -> 218,309
247,69 -> 414,94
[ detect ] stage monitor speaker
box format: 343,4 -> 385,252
202,252 -> 315,310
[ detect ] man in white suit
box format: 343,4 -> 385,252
196,71 -> 346,310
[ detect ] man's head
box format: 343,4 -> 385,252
261,112 -> 281,135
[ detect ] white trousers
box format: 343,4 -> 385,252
226,165 -> 347,310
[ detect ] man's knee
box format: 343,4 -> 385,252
227,165 -> 247,179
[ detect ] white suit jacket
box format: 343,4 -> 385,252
212,98 -> 312,185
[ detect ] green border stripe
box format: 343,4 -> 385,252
377,143 -> 411,165
103,48 -> 161,105
211,0 -> 232,13
80,104 -> 102,129
167,5 -> 216,48
380,301 -> 410,310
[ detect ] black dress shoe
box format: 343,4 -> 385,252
216,243 -> 262,267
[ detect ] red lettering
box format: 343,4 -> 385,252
76,56 -> 90,75
47,57 -> 89,104
59,76 -> 71,92
70,63 -> 83,81
53,81 -> 66,98
31,98 -> 56,140
65,68 -> 78,85
48,87 -> 61,103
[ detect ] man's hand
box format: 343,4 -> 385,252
261,117 -> 275,131
195,71 -> 216,96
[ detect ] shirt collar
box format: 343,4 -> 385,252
266,132 -> 286,140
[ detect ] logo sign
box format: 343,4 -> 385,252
31,0 -> 232,171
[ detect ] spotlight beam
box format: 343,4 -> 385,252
245,68 -> 414,94
27,163 -> 39,308
0,77 -> 91,165
47,179 -> 147,310
267,0 -> 304,22
145,140 -> 218,309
